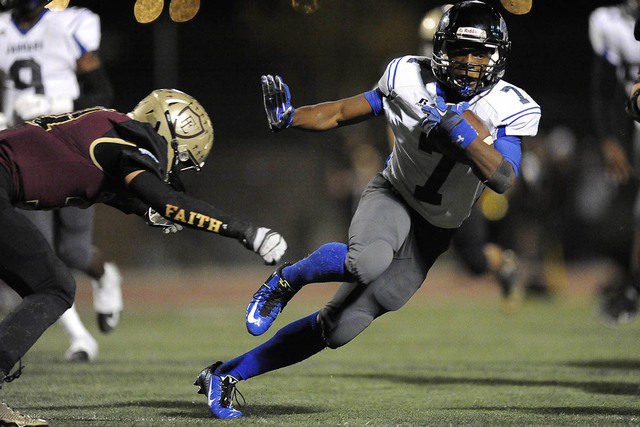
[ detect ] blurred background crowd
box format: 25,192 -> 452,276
31,0 -> 637,299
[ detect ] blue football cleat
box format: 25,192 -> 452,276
194,362 -> 243,419
246,263 -> 296,336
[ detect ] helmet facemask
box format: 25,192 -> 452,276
431,0 -> 511,98
163,109 -> 204,174
434,39 -> 503,97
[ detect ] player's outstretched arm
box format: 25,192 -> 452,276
292,93 -> 376,130
102,197 -> 182,234
125,170 -> 287,265
262,74 -> 375,132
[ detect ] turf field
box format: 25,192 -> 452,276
3,260 -> 640,426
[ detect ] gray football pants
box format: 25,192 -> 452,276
18,207 -> 95,272
318,174 -> 456,348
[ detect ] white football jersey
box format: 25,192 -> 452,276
0,7 -> 101,125
379,55 -> 541,228
589,4 -> 640,92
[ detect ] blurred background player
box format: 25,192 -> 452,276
195,1 -> 540,418
0,88 -> 287,425
417,4 -> 521,309
588,0 -> 640,324
0,0 -> 120,362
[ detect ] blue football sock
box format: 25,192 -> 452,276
217,311 -> 326,381
282,242 -> 347,290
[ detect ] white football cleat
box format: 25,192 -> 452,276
92,262 -> 123,334
64,335 -> 98,363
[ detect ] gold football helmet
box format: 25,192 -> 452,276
129,89 -> 214,177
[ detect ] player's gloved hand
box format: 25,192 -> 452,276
14,94 -> 73,121
48,96 -> 74,115
421,96 -> 477,149
243,226 -> 287,265
146,208 -> 184,234
0,113 -> 8,131
14,94 -> 49,121
261,74 -> 294,132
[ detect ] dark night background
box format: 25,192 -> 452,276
62,0 -> 632,269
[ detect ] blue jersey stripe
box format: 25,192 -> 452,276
502,106 -> 541,122
73,34 -> 88,55
387,57 -> 402,92
505,110 -> 542,127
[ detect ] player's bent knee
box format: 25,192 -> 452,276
41,257 -> 76,309
345,240 -> 394,285
317,307 -> 375,349
57,246 -> 92,272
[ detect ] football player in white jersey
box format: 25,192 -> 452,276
0,0 -> 121,363
588,0 -> 640,324
416,4 -> 521,309
194,1 -> 541,419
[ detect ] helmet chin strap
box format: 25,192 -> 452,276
165,110 -> 185,191
164,110 -> 180,166
164,109 -> 202,174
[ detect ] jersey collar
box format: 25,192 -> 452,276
12,8 -> 49,35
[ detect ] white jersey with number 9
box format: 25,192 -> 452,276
0,7 -> 100,125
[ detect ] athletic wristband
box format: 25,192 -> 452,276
450,119 -> 478,149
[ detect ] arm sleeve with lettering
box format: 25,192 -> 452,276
126,170 -> 252,240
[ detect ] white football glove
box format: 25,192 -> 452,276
146,208 -> 184,234
0,113 -> 8,131
14,94 -> 73,121
246,227 -> 287,265
49,96 -> 74,114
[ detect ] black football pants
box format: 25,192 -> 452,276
0,166 -> 75,377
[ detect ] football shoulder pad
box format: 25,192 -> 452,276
475,80 -> 541,137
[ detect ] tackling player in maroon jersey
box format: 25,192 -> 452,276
0,89 -> 287,426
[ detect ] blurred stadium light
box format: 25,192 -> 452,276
133,0 -> 200,23
46,0 -> 69,10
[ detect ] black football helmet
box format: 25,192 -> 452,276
431,0 -> 511,97
0,0 -> 52,14
629,0 -> 640,40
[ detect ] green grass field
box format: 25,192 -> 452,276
3,262 -> 640,426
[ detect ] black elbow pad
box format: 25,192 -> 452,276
484,158 -> 514,194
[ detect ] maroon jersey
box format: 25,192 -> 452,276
0,107 -> 168,210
